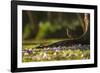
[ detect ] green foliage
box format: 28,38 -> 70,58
23,24 -> 31,39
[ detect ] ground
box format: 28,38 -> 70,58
22,40 -> 90,62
